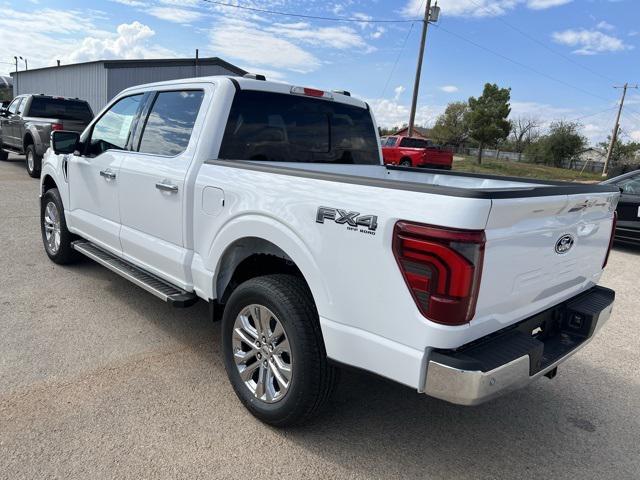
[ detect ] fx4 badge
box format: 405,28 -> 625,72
316,207 -> 378,235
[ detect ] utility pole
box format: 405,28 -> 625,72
408,0 -> 438,137
13,56 -> 18,96
603,83 -> 638,177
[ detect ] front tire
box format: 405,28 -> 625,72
25,144 -> 41,178
222,274 -> 337,427
40,188 -> 77,264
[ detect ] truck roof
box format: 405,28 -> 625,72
119,75 -> 368,110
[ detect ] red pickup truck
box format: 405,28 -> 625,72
381,136 -> 453,169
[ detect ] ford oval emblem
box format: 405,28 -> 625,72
555,234 -> 575,254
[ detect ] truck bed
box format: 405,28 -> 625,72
206,160 -> 619,199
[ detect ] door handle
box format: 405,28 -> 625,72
155,181 -> 178,193
99,169 -> 116,180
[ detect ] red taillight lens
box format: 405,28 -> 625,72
51,123 -> 63,131
602,211 -> 617,269
393,221 -> 485,326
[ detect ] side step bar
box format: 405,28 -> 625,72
72,240 -> 198,308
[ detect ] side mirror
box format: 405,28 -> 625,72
51,130 -> 80,155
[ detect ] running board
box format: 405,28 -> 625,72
72,240 -> 198,308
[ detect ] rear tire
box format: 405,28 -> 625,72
399,158 -> 412,167
0,148 -> 8,161
26,144 -> 41,178
222,274 -> 337,427
40,188 -> 77,264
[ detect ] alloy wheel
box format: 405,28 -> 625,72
232,304 -> 292,403
43,201 -> 61,254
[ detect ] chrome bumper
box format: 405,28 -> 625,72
424,287 -> 614,406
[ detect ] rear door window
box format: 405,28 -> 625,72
219,91 -> 379,164
137,90 -> 204,157
27,97 -> 93,122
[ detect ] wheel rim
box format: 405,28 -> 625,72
232,304 -> 292,404
27,150 -> 34,172
43,201 -> 61,254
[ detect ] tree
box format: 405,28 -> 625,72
525,121 -> 586,167
598,133 -> 640,175
468,83 -> 511,164
430,101 -> 470,148
510,116 -> 540,159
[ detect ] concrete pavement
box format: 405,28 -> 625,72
1,154 -> 639,479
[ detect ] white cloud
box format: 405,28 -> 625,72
402,0 -> 572,18
110,0 -> 147,6
148,7 -> 203,24
630,130 -> 640,142
210,18 -> 322,73
367,97 -> 445,128
393,85 -> 405,101
61,21 -> 177,64
370,27 -> 385,39
552,28 -> 633,55
209,16 -> 371,73
596,20 -> 615,31
440,85 -> 459,93
527,0 -> 572,10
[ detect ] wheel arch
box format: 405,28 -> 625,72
41,174 -> 58,195
206,216 -> 332,319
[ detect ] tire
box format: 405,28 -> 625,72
25,144 -> 41,178
0,148 -> 8,161
40,187 -> 77,264
399,158 -> 412,167
222,274 -> 337,427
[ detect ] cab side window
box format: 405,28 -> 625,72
619,175 -> 640,195
87,94 -> 144,157
137,90 -> 204,157
7,98 -> 21,115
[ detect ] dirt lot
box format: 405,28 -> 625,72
1,154 -> 639,479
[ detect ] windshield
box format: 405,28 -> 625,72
219,90 -> 379,164
27,97 -> 93,122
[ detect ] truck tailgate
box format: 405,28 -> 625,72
474,191 -> 618,332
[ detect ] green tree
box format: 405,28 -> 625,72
430,101 -> 470,148
598,134 -> 640,171
525,121 -> 586,167
468,83 -> 511,164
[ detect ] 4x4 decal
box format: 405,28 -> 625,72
316,207 -> 378,235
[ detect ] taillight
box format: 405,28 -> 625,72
51,123 -> 63,131
602,211 -> 617,269
393,221 -> 485,326
290,86 -> 334,100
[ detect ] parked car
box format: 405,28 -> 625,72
0,94 -> 93,177
382,135 -> 453,169
602,169 -> 640,244
40,75 -> 618,426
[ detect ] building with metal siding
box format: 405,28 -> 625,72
11,57 -> 245,114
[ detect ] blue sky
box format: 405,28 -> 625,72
2,0 -> 639,144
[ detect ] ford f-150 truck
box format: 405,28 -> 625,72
40,75 -> 619,426
0,94 -> 93,177
382,135 -> 453,169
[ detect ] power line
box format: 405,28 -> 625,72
465,0 -> 619,85
380,22 -> 416,98
431,23 -> 617,104
568,106 -> 619,123
199,0 -> 418,23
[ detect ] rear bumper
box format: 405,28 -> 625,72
424,286 -> 615,405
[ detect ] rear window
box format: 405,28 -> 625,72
219,91 -> 379,164
27,97 -> 93,122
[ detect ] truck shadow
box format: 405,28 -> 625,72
282,363 -> 639,479
67,259 -> 639,479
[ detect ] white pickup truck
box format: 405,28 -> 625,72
40,75 -> 619,426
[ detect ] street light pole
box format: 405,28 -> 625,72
408,0 -> 433,138
13,56 -> 18,96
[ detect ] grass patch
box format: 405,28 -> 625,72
453,156 -> 603,183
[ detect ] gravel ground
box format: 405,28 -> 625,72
1,154 -> 639,479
